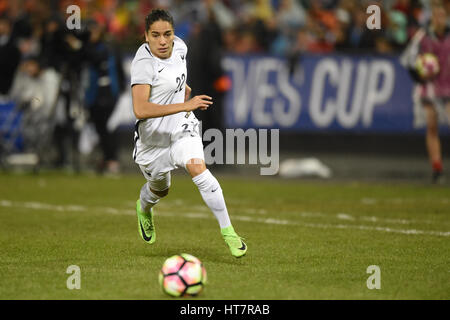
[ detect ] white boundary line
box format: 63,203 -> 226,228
1,199 -> 449,237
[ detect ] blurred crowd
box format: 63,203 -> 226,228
1,0 -> 447,56
0,0 -> 448,173
0,0 -> 127,173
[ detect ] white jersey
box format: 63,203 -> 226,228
130,36 -> 199,165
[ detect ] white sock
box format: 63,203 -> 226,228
192,169 -> 232,229
140,182 -> 161,213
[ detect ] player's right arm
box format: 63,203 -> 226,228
131,84 -> 212,119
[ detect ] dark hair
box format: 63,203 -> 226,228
145,9 -> 174,32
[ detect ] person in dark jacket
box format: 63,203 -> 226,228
187,14 -> 231,168
84,20 -> 125,174
0,14 -> 21,95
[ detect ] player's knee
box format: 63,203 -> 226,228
186,159 -> 206,178
151,188 -> 169,198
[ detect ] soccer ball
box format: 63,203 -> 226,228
158,253 -> 207,297
415,53 -> 440,80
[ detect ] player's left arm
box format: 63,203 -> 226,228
185,84 -> 191,102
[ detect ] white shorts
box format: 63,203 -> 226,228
138,136 -> 204,191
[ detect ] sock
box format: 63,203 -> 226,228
140,182 -> 161,214
221,225 -> 236,235
192,169 -> 232,229
432,161 -> 443,173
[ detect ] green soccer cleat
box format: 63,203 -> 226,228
136,200 -> 156,244
221,226 -> 247,258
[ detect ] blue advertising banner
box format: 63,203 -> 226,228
223,54 -> 447,133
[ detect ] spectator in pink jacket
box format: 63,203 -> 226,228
419,5 -> 450,183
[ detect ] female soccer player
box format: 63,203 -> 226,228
130,9 -> 247,257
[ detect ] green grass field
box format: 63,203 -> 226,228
0,172 -> 449,300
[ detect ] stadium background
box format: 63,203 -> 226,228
0,0 -> 449,180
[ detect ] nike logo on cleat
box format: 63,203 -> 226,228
238,242 -> 246,250
211,187 -> 218,193
139,220 -> 152,242
158,68 -> 164,73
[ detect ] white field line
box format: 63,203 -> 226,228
130,197 -> 446,225
159,202 -> 445,226
334,212 -> 441,225
361,197 -> 450,205
1,199 -> 450,237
